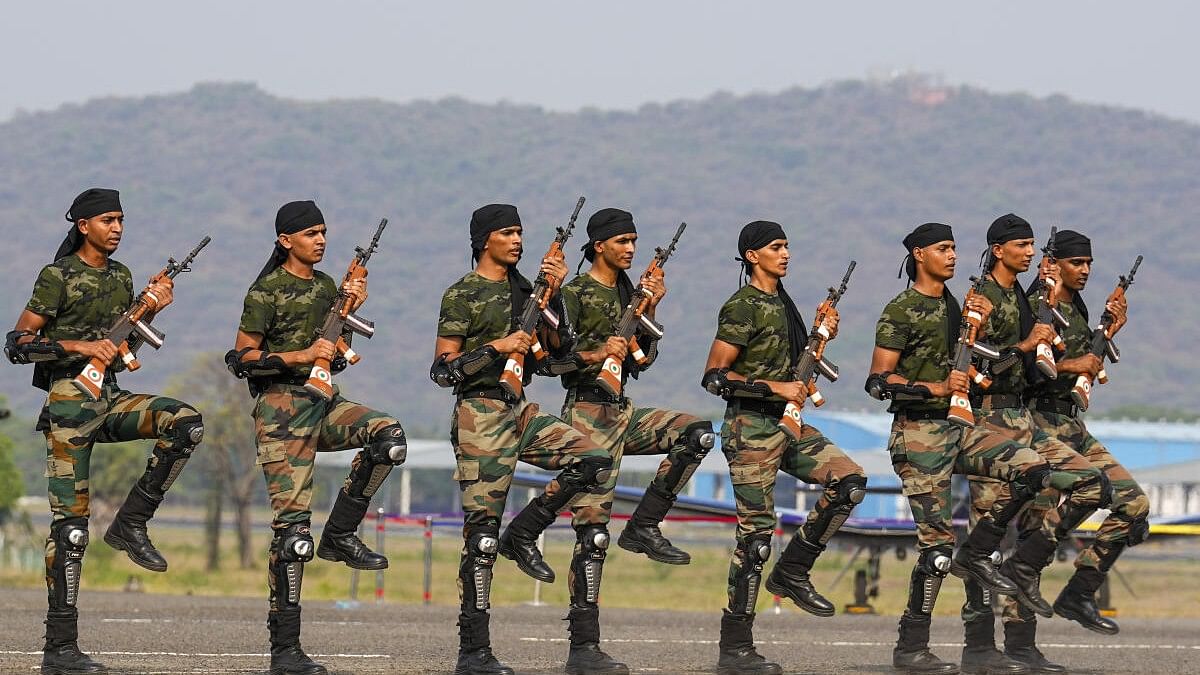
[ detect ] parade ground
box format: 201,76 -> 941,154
2,588 -> 1198,674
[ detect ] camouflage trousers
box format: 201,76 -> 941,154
40,376 -> 201,521
561,391 -> 705,527
964,404 -> 1104,624
1029,410 -> 1149,570
450,396 -> 609,534
253,383 -> 399,527
888,415 -> 1049,551
721,404 -> 865,607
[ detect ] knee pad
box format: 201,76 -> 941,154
660,421 -> 714,491
274,522 -> 315,564
730,534 -> 772,614
686,421 -> 717,455
1126,514 -> 1150,547
834,474 -> 868,507
801,474 -> 867,547
463,525 -> 500,612
565,455 -> 614,490
916,546 -> 953,578
47,518 -> 89,609
571,525 -> 610,606
906,546 -> 952,617
170,414 -> 204,451
271,523 -> 314,610
1012,464 -> 1052,502
366,424 -> 407,465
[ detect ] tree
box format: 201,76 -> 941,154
166,352 -> 261,570
0,413 -> 23,521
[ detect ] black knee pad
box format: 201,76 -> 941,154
47,518 -> 89,609
1126,515 -> 1150,547
906,545 -> 952,618
571,525 -> 610,606
1012,464 -> 1052,502
366,424 -> 407,465
834,474 -> 868,507
170,414 -> 204,450
685,421 -> 716,456
270,523 -> 314,610
565,455 -> 614,490
146,414 -> 202,494
1096,472 -> 1114,509
462,524 -> 500,612
916,545 -> 953,578
729,534 -> 772,614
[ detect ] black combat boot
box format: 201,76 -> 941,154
617,485 -> 690,564
565,606 -> 629,675
893,614 -> 959,674
951,520 -> 1017,595
104,485 -> 168,572
498,500 -> 558,583
716,611 -> 782,675
1052,566 -> 1119,635
961,616 -> 1028,674
1003,621 -> 1066,673
764,536 -> 834,617
998,532 -> 1055,618
268,609 -> 326,675
317,490 -> 388,570
456,613 -> 513,675
42,609 -> 107,675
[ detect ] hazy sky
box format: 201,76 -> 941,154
4,2 -> 1197,123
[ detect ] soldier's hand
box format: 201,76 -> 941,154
641,274 -> 666,307
944,371 -> 970,397
1039,257 -> 1061,289
604,336 -> 629,362
541,254 -> 568,294
307,338 -> 336,364
1107,294 -> 1128,334
964,292 -> 993,327
769,380 -> 809,403
1062,354 -> 1103,378
344,277 -> 368,311
820,305 -> 840,339
146,279 -> 174,310
1022,324 -> 1058,351
494,330 -> 534,355
78,339 -> 118,363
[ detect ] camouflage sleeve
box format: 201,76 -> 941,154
875,301 -> 909,350
24,264 -> 65,318
715,296 -> 755,347
977,281 -> 1005,340
238,284 -> 275,336
437,285 -> 470,338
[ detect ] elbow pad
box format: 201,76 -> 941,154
430,345 -> 499,388
225,347 -> 288,379
865,372 -> 889,401
866,372 -> 933,401
5,330 -> 65,365
536,352 -> 586,377
702,367 -> 772,399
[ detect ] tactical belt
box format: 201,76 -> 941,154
457,387 -> 519,405
970,393 -> 1024,410
731,398 -> 787,418
1027,396 -> 1079,418
570,386 -> 628,406
893,408 -> 950,422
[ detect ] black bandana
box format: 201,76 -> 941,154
1054,230 -> 1092,259
55,188 -> 122,261
899,222 -> 954,282
257,200 -> 326,281
987,213 -> 1035,245
735,220 -> 808,367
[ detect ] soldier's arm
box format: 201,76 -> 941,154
232,330 -> 330,368
701,338 -> 805,401
11,309 -> 116,361
867,345 -> 956,399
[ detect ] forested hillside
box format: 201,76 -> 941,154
2,77 -> 1196,430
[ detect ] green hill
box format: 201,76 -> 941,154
2,78 -> 1196,430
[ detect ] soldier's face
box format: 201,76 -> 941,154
1059,256 -> 1092,291
280,224 -> 326,265
78,211 -> 124,254
485,226 -> 523,266
916,240 -> 956,281
748,239 -> 789,278
993,238 -> 1035,273
597,233 -> 636,270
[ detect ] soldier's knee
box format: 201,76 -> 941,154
366,423 -> 407,465
831,474 -> 868,507
166,413 -> 204,454
565,455 -> 614,488
1013,464 -> 1052,501
683,421 -> 716,458
1069,470 -> 1111,509
1123,492 -> 1151,520
917,545 -> 953,578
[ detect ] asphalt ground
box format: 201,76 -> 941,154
2,588 -> 1198,674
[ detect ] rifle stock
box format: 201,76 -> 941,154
1034,227 -> 1069,378
72,236 -> 211,399
947,274 -> 993,428
1071,254 -> 1141,410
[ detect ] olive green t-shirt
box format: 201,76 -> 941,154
25,254 -> 134,371
975,276 -> 1028,396
875,288 -> 953,412
238,266 -> 338,378
1027,289 -> 1091,401
437,272 -> 514,391
715,285 -> 795,397
560,273 -> 622,390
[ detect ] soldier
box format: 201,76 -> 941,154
700,220 -> 868,675
430,203 -> 613,675
226,200 -> 407,675
1019,231 -> 1148,646
6,188 -> 204,675
537,208 -> 713,674
962,215 -> 1108,673
869,222 -> 1072,674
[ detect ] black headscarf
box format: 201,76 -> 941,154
1028,229 -> 1092,322
736,220 -> 808,367
257,200 -> 325,281
55,188 -> 122,261
899,222 -> 961,355
469,204 -> 535,328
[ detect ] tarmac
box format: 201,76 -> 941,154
2,588 -> 1198,674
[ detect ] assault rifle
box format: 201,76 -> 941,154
777,261 -> 855,441
498,196 -> 585,399
73,236 -> 211,399
304,218 -> 387,399
1033,226 -> 1070,378
595,222 -> 687,397
1071,255 -> 1141,411
946,260 -> 1004,426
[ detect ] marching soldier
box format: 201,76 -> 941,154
962,215 -> 1107,673
226,200 -> 407,675
6,188 -> 204,675
869,222 -> 1072,674
430,203 -> 613,675
541,208 -> 713,673
700,220 -> 868,675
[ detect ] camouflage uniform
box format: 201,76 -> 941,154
714,284 -> 866,613
963,277 -> 1105,628
438,271 -> 612,658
